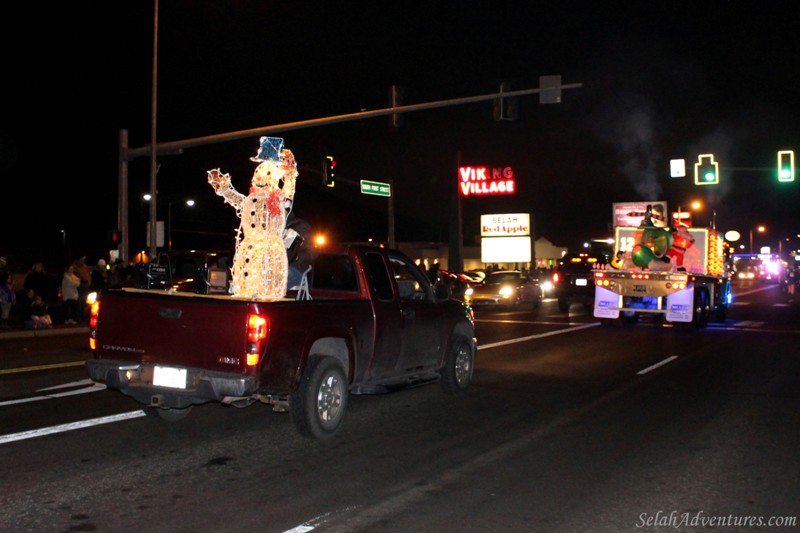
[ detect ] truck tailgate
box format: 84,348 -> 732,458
95,290 -> 251,374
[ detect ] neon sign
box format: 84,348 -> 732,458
458,166 -> 516,197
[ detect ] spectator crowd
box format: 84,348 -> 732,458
0,255 -> 135,330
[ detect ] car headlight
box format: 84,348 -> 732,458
464,287 -> 473,296
541,281 -> 553,292
499,286 -> 513,298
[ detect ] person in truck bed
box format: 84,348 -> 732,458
284,200 -> 317,291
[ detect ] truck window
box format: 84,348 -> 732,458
365,252 -> 393,301
312,254 -> 359,292
388,254 -> 430,301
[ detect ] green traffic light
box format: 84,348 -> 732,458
694,154 -> 719,185
777,150 -> 794,182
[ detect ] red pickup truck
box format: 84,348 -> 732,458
86,244 -> 476,439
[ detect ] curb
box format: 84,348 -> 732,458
0,326 -> 90,340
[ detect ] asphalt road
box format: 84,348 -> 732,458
0,282 -> 798,532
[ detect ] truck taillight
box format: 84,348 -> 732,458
89,300 -> 100,350
246,313 -> 268,366
89,300 -> 100,328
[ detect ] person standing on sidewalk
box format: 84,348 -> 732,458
61,264 -> 81,325
0,268 -> 15,329
71,256 -> 91,322
24,261 -> 55,303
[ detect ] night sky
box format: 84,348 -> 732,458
4,1 -> 800,263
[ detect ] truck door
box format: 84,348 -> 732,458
386,252 -> 443,374
363,252 -> 442,379
363,251 -> 405,380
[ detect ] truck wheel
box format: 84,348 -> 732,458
144,405 -> 193,422
290,356 -> 348,440
440,335 -> 474,395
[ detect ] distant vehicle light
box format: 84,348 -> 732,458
464,287 -> 474,296
499,286 -> 513,298
540,280 -> 553,292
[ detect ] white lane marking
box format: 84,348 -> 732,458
733,320 -> 765,328
637,355 -> 679,375
735,285 -> 778,297
37,378 -> 96,391
0,382 -> 106,407
478,322 -> 599,350
0,410 -> 146,445
477,319 -> 593,326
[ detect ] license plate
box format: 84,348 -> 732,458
153,366 -> 187,389
575,278 -> 588,286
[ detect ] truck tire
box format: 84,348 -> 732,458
290,356 -> 348,440
440,335 -> 474,395
144,405 -> 193,422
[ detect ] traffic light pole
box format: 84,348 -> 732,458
119,80 -> 582,262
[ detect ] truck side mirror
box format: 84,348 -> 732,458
434,283 -> 450,300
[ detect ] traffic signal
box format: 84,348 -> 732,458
107,229 -> 121,245
323,155 -> 336,187
777,150 -> 795,182
493,81 -> 518,121
694,154 -> 719,185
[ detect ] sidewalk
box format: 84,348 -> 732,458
0,323 -> 90,340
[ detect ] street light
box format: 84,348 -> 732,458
749,225 -> 766,254
673,201 -> 702,227
143,194 -> 195,252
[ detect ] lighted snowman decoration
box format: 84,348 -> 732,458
207,136 -> 297,300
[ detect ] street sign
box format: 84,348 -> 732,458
360,180 -> 392,197
670,158 -> 686,178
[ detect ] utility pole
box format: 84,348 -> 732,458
449,151 -> 464,273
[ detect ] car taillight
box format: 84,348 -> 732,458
246,312 -> 268,366
553,272 -> 561,283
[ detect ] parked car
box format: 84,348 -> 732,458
552,252 -> 607,312
465,270 -> 542,308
